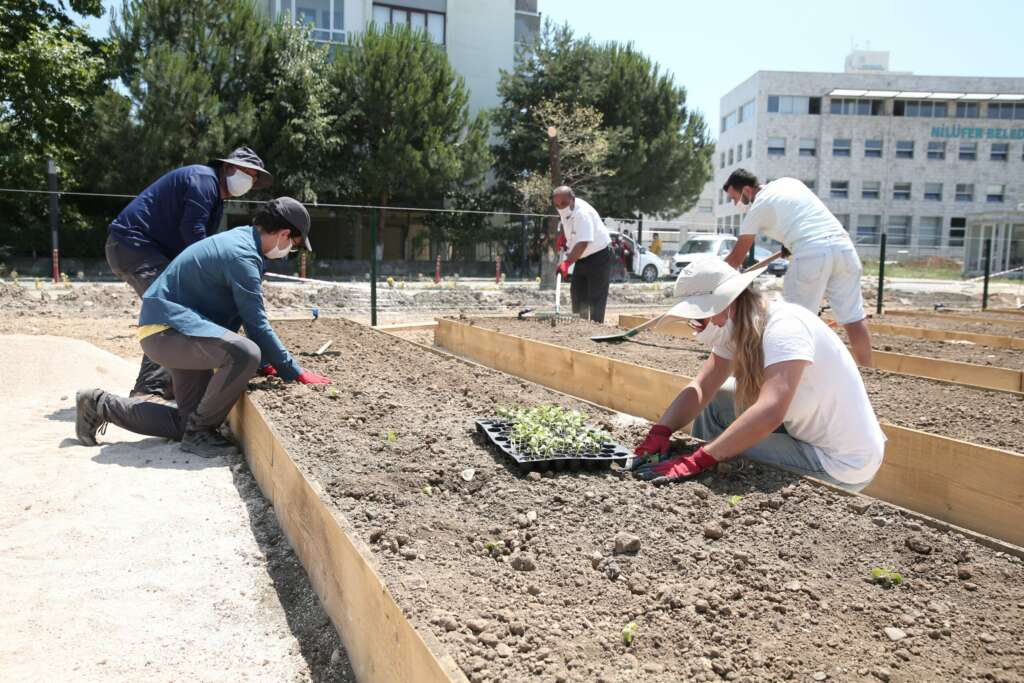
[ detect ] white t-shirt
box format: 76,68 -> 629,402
740,178 -> 850,256
560,197 -> 611,259
714,302 -> 886,484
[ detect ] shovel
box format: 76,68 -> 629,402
591,250 -> 785,343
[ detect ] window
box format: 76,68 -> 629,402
991,142 -> 1009,161
736,144 -> 743,162
861,181 -> 880,199
830,98 -> 885,115
728,148 -> 734,165
767,95 -> 821,114
857,215 -> 881,244
291,0 -> 345,43
721,110 -> 739,132
927,141 -> 946,160
372,3 -> 445,44
955,183 -> 974,202
738,100 -> 755,123
834,214 -> 850,232
887,215 -> 911,246
959,142 -> 977,160
720,152 -> 725,169
895,140 -> 914,159
864,139 -> 883,158
802,179 -> 816,192
832,138 -> 851,157
830,180 -> 849,199
746,139 -> 752,158
893,182 -> 912,200
767,137 -> 786,156
894,100 -> 948,117
924,182 -> 942,201
949,217 -> 966,247
799,138 -> 817,157
987,102 -> 1024,120
956,102 -> 980,118
918,217 -> 942,247
986,184 -> 1006,203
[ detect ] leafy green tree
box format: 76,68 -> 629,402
493,21 -> 712,219
0,0 -> 109,257
331,24 -> 491,239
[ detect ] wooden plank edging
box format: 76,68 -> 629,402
881,309 -> 1024,327
867,321 -> 1024,350
436,319 -> 1024,548
228,395 -> 466,683
617,314 -> 1024,395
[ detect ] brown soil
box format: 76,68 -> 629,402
862,333 -> 1022,369
464,318 -> 1024,454
871,315 -> 1024,339
253,318 -> 1024,683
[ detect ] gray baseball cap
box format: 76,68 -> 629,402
267,197 -> 312,251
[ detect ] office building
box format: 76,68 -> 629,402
264,0 -> 540,113
714,51 -> 1024,262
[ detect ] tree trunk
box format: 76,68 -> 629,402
540,132 -> 562,290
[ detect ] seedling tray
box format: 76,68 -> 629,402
475,418 -> 631,472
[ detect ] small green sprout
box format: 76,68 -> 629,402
869,567 -> 904,588
728,495 -> 743,507
384,431 -> 397,444
421,484 -> 433,495
327,388 -> 339,399
386,276 -> 395,289
622,621 -> 638,646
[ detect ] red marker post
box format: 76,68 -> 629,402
496,254 -> 502,284
434,254 -> 441,284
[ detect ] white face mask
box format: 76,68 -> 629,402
264,234 -> 291,260
226,169 -> 254,197
693,318 -> 733,349
556,205 -> 573,221
735,189 -> 751,215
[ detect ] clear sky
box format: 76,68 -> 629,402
80,0 -> 1024,133
541,0 -> 1024,133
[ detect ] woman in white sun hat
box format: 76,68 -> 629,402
633,258 -> 885,492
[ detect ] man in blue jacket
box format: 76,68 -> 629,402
77,197 -> 329,458
105,146 -> 272,400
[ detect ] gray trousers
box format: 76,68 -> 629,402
100,329 -> 261,439
692,379 -> 872,493
105,235 -> 173,397
570,246 -> 612,323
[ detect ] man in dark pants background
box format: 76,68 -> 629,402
77,197 -> 330,458
105,146 -> 272,400
553,185 -> 612,323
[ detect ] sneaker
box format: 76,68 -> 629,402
75,389 -> 108,446
181,429 -> 238,458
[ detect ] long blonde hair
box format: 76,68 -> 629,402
730,287 -> 769,411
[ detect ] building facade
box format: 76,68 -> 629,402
264,0 -> 540,113
714,53 -> 1024,261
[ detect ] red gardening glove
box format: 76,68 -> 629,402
634,447 -> 718,484
296,369 -> 331,385
258,363 -> 277,377
634,424 -> 672,457
555,231 -> 567,252
557,260 -> 571,279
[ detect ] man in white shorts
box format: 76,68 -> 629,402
721,170 -> 873,367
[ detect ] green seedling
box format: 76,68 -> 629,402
386,276 -> 395,288
484,541 -> 497,552
421,484 -> 433,495
869,567 -> 904,588
496,405 -> 611,458
622,621 -> 638,646
34,277 -> 42,289
384,431 -> 398,444
327,388 -> 339,399
728,495 -> 743,507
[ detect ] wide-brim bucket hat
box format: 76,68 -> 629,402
210,146 -> 273,190
666,255 -> 767,320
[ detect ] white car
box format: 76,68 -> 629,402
567,231 -> 669,282
671,234 -> 788,278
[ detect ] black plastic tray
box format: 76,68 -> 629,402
475,418 -> 631,473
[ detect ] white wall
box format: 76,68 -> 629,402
444,0 -> 515,114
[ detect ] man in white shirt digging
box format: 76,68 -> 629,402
553,185 -> 613,323
721,170 -> 874,367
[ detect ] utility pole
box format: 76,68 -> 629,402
47,159 -> 60,283
543,125 -> 561,289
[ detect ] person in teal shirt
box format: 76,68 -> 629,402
76,197 -> 330,458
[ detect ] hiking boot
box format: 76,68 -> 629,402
75,389 -> 108,446
181,429 -> 238,458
